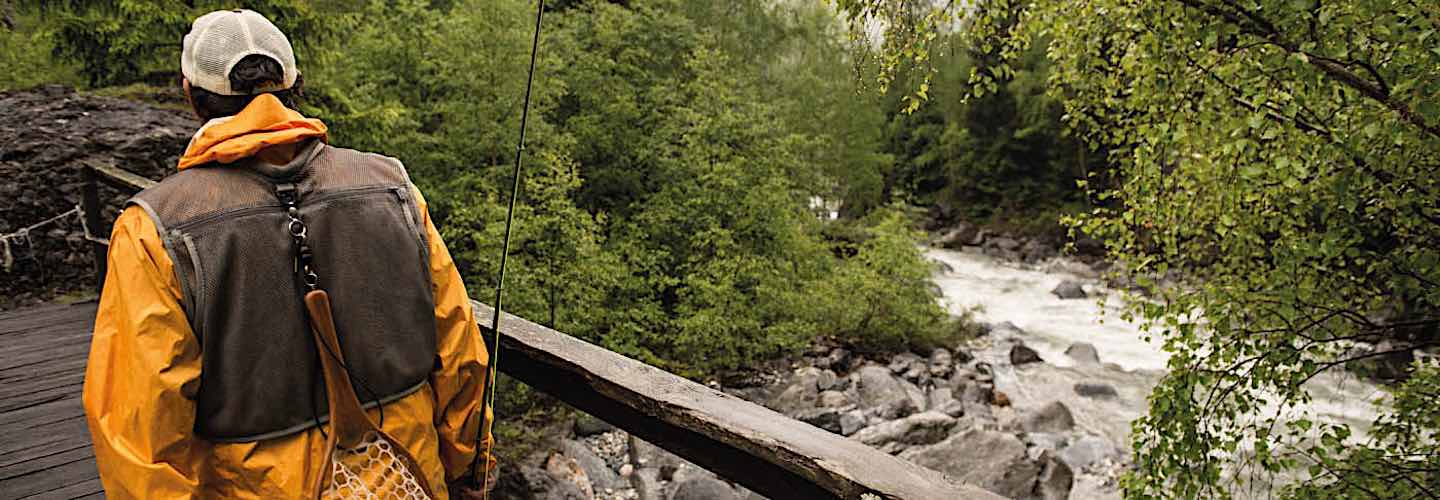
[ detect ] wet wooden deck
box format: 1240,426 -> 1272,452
0,301 -> 103,500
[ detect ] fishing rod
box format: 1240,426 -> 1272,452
472,0 -> 545,496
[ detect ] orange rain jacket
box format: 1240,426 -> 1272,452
82,95 -> 495,499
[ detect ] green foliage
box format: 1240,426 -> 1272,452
33,0 -> 354,87
814,208 -> 968,354
0,5 -> 81,90
839,0 -> 1440,496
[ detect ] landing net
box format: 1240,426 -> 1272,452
322,432 -> 430,500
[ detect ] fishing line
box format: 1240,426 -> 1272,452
473,0 -> 545,495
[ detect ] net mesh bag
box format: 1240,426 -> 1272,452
322,432 -> 429,500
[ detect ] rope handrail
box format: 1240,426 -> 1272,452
1,205 -> 84,272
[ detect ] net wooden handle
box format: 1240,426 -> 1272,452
305,290 -> 377,448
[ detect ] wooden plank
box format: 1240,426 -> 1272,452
0,439 -> 91,471
0,445 -> 93,481
0,381 -> 86,415
0,359 -> 89,390
0,454 -> 98,500
0,339 -> 92,371
0,416 -> 89,459
19,478 -> 104,500
83,161 -> 156,192
475,301 -> 998,500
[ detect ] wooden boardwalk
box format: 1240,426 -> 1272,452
0,302 -> 103,500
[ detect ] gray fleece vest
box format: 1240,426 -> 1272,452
128,141 -> 438,442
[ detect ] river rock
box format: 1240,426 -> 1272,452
851,411 -> 957,453
1064,342 -> 1101,365
938,222 -> 982,248
928,348 -> 954,377
1020,401 -> 1075,433
954,382 -> 994,421
855,365 -> 917,417
1010,344 -> 1043,365
495,464 -> 591,500
1036,450 -> 1075,500
629,436 -> 683,479
817,347 -> 851,371
888,352 -> 923,373
668,475 -> 740,500
1074,382 -> 1120,399
900,429 -> 1040,499
817,390 -> 851,408
561,439 -> 623,493
927,386 -> 958,414
793,407 -> 844,434
1059,435 -> 1119,471
767,367 -> 821,414
1021,239 -> 1057,263
1050,280 -> 1087,299
840,409 -> 867,436
630,467 -> 663,500
901,359 -> 930,384
815,369 -> 839,391
573,413 -> 617,437
545,452 -> 596,499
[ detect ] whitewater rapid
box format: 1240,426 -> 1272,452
926,247 -> 1390,496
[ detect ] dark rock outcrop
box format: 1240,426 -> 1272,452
1,85 -> 197,310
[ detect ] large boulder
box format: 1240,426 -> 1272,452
492,464 -> 590,500
1021,239 -> 1057,263
1020,401 -> 1076,433
560,439 -> 623,493
1035,450 -> 1074,500
1063,342 -> 1101,365
544,452 -> 596,499
1010,344 -> 1044,366
630,467 -> 663,500
629,436 -> 684,480
888,352 -> 924,373
767,367 -> 822,414
669,476 -> 740,500
928,348 -> 955,377
1050,281 -> 1087,299
854,365 -> 917,417
793,407 -> 844,434
839,409 -> 868,436
937,221 -> 983,248
573,413 -> 616,437
1073,382 -> 1120,399
901,429 -> 1039,499
851,411 -> 957,453
983,236 -> 1024,261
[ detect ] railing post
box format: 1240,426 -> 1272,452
81,165 -> 106,291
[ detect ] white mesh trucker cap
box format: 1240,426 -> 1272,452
181,9 -> 298,96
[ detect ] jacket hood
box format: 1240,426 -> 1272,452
177,93 -> 328,171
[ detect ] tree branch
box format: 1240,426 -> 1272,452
1173,0 -> 1440,139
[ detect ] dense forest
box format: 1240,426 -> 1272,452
4,0 -> 1436,497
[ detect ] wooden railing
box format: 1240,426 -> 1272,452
80,162 -> 996,500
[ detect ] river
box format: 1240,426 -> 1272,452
926,247 -> 1390,497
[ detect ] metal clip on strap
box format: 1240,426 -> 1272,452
275,183 -> 319,291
